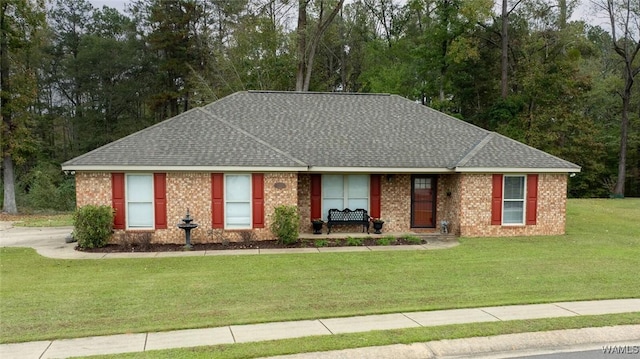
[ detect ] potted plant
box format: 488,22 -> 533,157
370,217 -> 385,234
311,218 -> 324,234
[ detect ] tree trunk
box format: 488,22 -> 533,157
295,0 -> 307,91
558,0 -> 567,29
501,0 -> 508,99
2,155 -> 17,214
605,0 -> 640,197
1,2 -> 17,213
614,73 -> 632,197
296,0 -> 344,92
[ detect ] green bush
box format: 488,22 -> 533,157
18,162 -> 76,212
270,205 -> 300,245
314,239 -> 328,247
345,236 -> 364,246
376,236 -> 394,246
402,234 -> 423,244
73,205 -> 114,249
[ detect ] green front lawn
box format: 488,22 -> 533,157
1,199 -> 639,344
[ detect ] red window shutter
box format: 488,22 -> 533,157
153,173 -> 167,229
526,174 -> 538,225
491,174 -> 503,225
370,174 -> 381,218
310,174 -> 322,219
112,173 -> 125,229
211,173 -> 224,228
252,173 -> 265,228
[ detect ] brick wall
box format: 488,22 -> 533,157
161,172 -> 212,244
297,174 -> 312,232
380,174 -> 411,232
75,171 -> 568,242
75,172 -> 111,207
74,171 -> 299,244
262,172 -> 298,239
458,173 -> 567,237
436,174 -> 462,235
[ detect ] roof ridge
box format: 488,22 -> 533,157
247,90 -> 390,96
197,107 -> 308,167
454,132 -> 495,168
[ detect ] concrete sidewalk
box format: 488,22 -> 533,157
266,326 -> 640,359
2,299 -> 639,358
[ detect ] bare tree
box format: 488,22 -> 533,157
295,0 -> 345,91
501,0 -> 523,99
596,0 -> 640,197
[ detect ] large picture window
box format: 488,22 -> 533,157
322,174 -> 369,219
126,174 -> 154,228
225,174 -> 251,229
503,175 -> 525,225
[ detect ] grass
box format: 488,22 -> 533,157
83,313 -> 640,358
0,213 -> 73,227
0,199 -> 639,345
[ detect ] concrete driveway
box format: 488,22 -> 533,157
0,221 -> 77,258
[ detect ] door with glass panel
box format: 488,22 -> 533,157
411,175 -> 436,228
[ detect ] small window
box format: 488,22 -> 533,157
225,174 -> 251,229
126,174 -> 154,229
503,175 -> 525,225
322,174 -> 369,219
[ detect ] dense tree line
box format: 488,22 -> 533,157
1,0 -> 639,213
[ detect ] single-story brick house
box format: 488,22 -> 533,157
62,91 -> 580,244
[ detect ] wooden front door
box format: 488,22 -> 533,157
411,175 -> 436,228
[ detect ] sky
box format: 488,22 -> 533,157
86,0 -> 606,30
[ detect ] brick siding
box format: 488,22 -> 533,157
457,173 -> 567,237
75,172 -> 111,207
436,174 -> 462,235
297,174 -> 312,233
74,171 -> 568,243
75,172 -> 299,244
380,174 -> 411,232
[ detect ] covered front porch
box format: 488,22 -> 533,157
296,173 -> 461,236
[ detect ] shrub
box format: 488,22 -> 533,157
345,236 -> 364,246
73,205 -> 114,249
270,205 -> 300,245
120,232 -> 152,251
376,236 -> 395,246
19,162 -> 76,211
314,239 -> 329,247
403,234 -> 423,244
239,230 -> 254,245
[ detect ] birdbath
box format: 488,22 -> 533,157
177,209 -> 198,250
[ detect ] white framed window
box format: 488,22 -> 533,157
503,175 -> 526,225
225,174 -> 251,229
322,174 -> 369,219
126,174 -> 154,229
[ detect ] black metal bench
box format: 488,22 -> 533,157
327,208 -> 370,234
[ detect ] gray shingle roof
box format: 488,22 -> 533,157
62,91 -> 580,173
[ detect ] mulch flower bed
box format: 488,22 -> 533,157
77,237 -> 427,253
